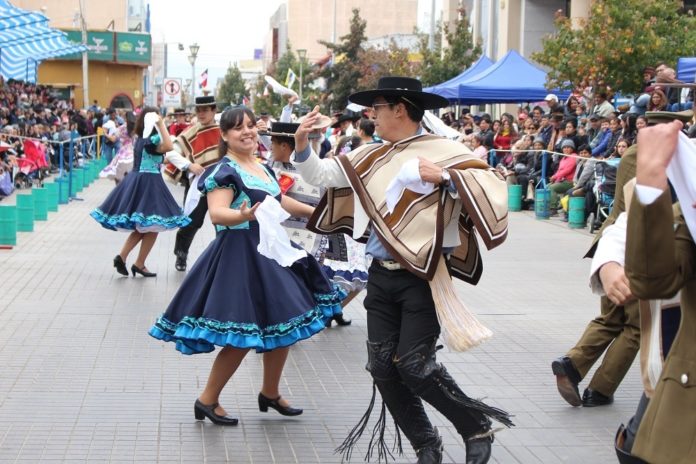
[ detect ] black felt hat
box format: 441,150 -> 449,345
348,76 -> 449,110
172,108 -> 188,115
194,95 -> 216,107
268,122 -> 300,137
330,111 -> 361,128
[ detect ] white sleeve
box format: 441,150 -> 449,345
291,147 -> 351,188
164,141 -> 190,170
279,104 -> 293,123
635,184 -> 665,205
259,134 -> 272,151
589,212 -> 627,294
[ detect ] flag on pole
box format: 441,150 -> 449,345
285,68 -> 297,89
199,69 -> 208,89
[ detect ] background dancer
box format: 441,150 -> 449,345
163,95 -> 220,271
91,108 -> 191,277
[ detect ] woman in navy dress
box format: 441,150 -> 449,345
91,107 -> 191,277
149,107 -> 344,426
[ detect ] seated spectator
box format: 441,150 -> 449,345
470,133 -> 489,163
548,139 -> 577,215
590,118 -> 612,157
493,118 -> 518,166
647,89 -> 669,111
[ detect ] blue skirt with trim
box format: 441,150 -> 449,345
149,227 -> 345,354
90,171 -> 191,232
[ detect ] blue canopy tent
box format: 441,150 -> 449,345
677,57 -> 696,83
0,0 -> 86,82
423,55 -> 494,101
457,50 -> 571,104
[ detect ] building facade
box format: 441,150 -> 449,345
264,0 -> 418,70
14,0 -> 150,109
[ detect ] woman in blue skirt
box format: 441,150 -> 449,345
91,107 -> 191,277
149,107 -> 344,426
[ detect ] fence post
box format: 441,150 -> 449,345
68,132 -> 75,198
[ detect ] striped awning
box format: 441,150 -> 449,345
0,0 -> 87,82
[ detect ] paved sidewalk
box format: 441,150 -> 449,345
0,178 -> 641,463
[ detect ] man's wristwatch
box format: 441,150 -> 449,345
440,168 -> 451,186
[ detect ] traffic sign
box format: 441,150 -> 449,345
162,78 -> 182,107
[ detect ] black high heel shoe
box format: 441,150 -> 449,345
194,399 -> 239,426
131,264 -> 156,277
113,255 -> 128,276
258,393 -> 303,416
326,314 -> 352,328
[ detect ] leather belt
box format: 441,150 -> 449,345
376,259 -> 403,271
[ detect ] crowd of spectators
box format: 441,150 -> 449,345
443,62 -> 694,226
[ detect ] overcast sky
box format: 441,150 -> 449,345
149,0 -> 440,91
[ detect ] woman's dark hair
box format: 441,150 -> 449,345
358,118 -> 375,136
218,106 -> 256,156
382,95 -> 425,122
577,144 -> 590,153
133,106 -> 159,137
564,118 -> 577,129
126,111 -> 137,136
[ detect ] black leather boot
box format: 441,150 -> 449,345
336,337 -> 441,463
396,341 -> 513,442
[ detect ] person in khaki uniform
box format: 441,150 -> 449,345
625,119 -> 696,464
552,110 -> 694,408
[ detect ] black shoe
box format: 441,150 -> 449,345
551,356 -> 582,407
326,314 -> 352,327
416,433 -> 443,464
131,264 -> 156,277
582,388 -> 614,407
113,255 -> 128,276
466,434 -> 493,464
175,251 -> 187,272
258,393 -> 303,416
194,399 -> 238,426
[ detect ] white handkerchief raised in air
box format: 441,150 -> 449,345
667,133 -> 696,241
255,196 -> 307,266
264,75 -> 299,99
143,112 -> 161,140
385,158 -> 436,214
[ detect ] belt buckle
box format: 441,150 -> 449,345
379,259 -> 402,271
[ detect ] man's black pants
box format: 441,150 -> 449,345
364,261 -> 490,442
174,190 -> 208,257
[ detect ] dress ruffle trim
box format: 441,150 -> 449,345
149,288 -> 346,355
322,267 -> 369,294
90,208 -> 191,232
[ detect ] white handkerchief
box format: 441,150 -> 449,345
422,112 -> 461,140
667,133 -> 696,241
255,196 -> 307,266
385,159 -> 436,214
183,172 -> 202,216
264,75 -> 299,99
143,112 -> 161,140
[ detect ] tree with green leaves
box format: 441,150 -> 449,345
417,7 -> 482,87
318,8 -> 368,110
358,40 -> 415,91
533,0 -> 696,95
217,64 -> 246,110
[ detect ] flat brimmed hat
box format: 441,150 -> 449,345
646,110 -> 694,126
194,95 -> 216,107
268,122 -> 300,138
298,113 -> 332,131
331,111 -> 361,128
348,76 -> 449,110
172,108 -> 188,115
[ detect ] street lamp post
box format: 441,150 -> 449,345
188,43 -> 200,108
297,49 -> 307,102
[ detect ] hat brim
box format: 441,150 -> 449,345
298,114 -> 332,130
348,89 -> 449,110
194,101 -> 216,107
268,131 -> 297,138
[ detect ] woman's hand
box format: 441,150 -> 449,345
239,200 -> 260,221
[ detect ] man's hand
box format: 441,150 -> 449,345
636,120 -> 682,190
187,162 -> 205,176
256,120 -> 269,133
599,261 -> 634,305
417,156 -> 446,184
295,105 -> 321,154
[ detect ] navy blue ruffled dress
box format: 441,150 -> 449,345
148,157 -> 345,354
90,134 -> 191,232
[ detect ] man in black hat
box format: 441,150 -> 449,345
164,95 -> 221,271
292,77 -> 512,463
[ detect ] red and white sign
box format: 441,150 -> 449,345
162,78 -> 182,107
